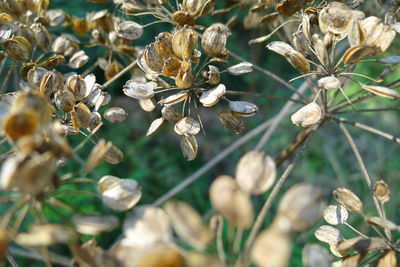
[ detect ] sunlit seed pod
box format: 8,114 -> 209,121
287,50 -> 310,73
313,35 -> 329,66
183,0 -> 215,18
71,103 -> 91,129
72,17 -> 89,36
0,228 -> 9,259
54,89 -> 76,113
362,16 -> 395,53
85,139 -> 112,173
204,65 -> 220,85
123,205 -> 172,247
229,100 -> 258,117
201,23 -> 230,58
361,84 -> 400,99
52,34 -> 79,55
342,45 -> 376,64
376,250 -> 397,267
123,80 -> 156,100
162,56 -> 182,77
85,86 -> 102,109
69,50 -> 89,69
200,84 -> 226,107
180,135 -> 198,161
333,187 -> 363,213
209,175 -> 254,228
314,225 -> 343,244
172,11 -> 195,27
185,252 -> 221,267
235,150 -> 276,195
104,107 -> 128,123
291,102 -> 321,127
277,183 -> 325,232
117,21 -> 143,40
88,111 -> 101,131
251,226 -> 291,267
104,61 -> 122,81
172,25 -> 198,60
227,62 -> 253,76
366,216 -> 398,231
144,43 -> 165,73
46,9 -> 65,26
175,60 -> 194,88
266,41 -> 294,56
318,76 -> 341,90
44,54 -> 65,68
347,20 -> 365,47
161,106 -> 183,123
73,215 -> 118,235
302,243 -> 332,267
218,110 -> 244,134
174,116 -> 201,136
139,98 -> 156,112
39,72 -> 56,96
164,200 -> 213,249
160,92 -> 189,106
146,117 -> 164,136
15,224 -> 76,247
154,32 -> 174,59
31,23 -> 52,51
373,180 -> 390,203
318,2 -> 353,38
0,22 -> 16,44
322,205 -> 348,225
98,176 -> 141,211
3,36 -> 31,61
3,110 -> 39,140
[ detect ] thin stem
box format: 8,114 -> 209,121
233,228 -> 243,255
225,90 -> 306,105
334,107 -> 400,114
344,222 -> 368,238
102,60 -> 137,89
216,216 -> 227,267
8,247 -> 70,267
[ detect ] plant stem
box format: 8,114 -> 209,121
102,60 -> 137,89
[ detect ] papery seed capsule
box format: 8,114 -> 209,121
44,55 -> 65,68
31,23 -> 52,51
3,110 -> 39,140
162,56 -> 182,77
4,36 -> 31,61
174,116 -> 201,136
361,84 -> 400,99
373,180 -> 390,203
266,41 -> 294,56
318,2 -> 353,39
218,110 -> 244,134
322,205 -> 348,225
27,66 -> 49,90
229,100 -> 258,117
73,215 -> 118,235
85,139 -> 112,172
287,50 -> 310,73
144,43 -> 164,73
123,80 -> 156,100
182,0 -> 215,18
227,62 -> 253,76
104,107 -> 128,123
139,98 -> 156,112
175,60 -> 194,88
69,50 -> 89,69
71,103 -> 91,129
0,228 -> 9,259
201,23 -> 230,58
161,106 -> 183,123
200,84 -> 226,107
302,244 -> 332,267
160,92 -> 188,106
172,10 -> 196,27
333,187 -> 363,213
147,117 -> 164,136
88,111 -> 101,131
105,144 -> 123,164
117,21 -> 143,40
172,25 -> 198,60
15,224 -> 76,247
47,9 -> 65,26
318,76 -> 340,90
54,89 -> 76,113
180,135 -> 198,161
204,65 -> 220,85
313,35 -> 329,66
154,32 -> 174,59
342,45 -> 375,64
67,75 -> 87,101
52,34 -> 79,56
104,62 -> 122,81
314,225 -> 343,244
291,102 -> 321,127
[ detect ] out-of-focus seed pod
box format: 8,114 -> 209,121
104,62 -> 122,81
172,25 -> 198,60
73,215 -> 118,235
200,84 -> 226,107
69,50 -> 89,69
104,107 -> 128,123
3,110 -> 39,140
291,102 -> 321,127
139,98 -> 156,112
203,65 -> 220,85
174,116 -> 200,136
4,36 -> 31,61
318,76 -> 341,90
218,110 -> 244,134
251,226 -> 291,267
373,180 -> 390,203
164,200 -> 213,249
154,32 -> 174,59
105,144 -> 123,164
54,89 -> 76,113
235,151 -> 276,195
72,17 -> 89,36
98,176 -> 142,211
302,244 -> 332,267
31,23 -> 52,51
277,183 -> 325,232
319,2 -> 353,39
85,139 -> 112,173
44,54 -> 65,68
15,224 -> 76,247
314,225 -> 344,244
117,21 -> 143,40
175,60 -> 194,88
11,91 -> 53,122
89,111 -> 101,131
330,243 -> 349,258
172,11 -> 196,27
162,56 -> 182,77
229,100 -> 258,117
201,23 -> 230,58
182,0 -> 215,18
160,92 -> 188,106
361,84 -> 400,99
209,175 -> 253,228
67,75 -> 87,100
333,187 -> 363,213
0,228 -> 9,259
313,35 -> 329,66
376,250 -> 397,267
123,80 -> 156,100
180,135 -> 198,161
47,9 -> 65,26
71,103 -> 91,129
366,216 -> 398,230
185,252 -> 221,267
135,246 -> 185,267
323,205 -> 348,225
161,106 -> 183,123
147,117 -> 164,136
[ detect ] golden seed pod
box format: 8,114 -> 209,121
337,236 -> 388,253
180,135 -> 198,161
277,183 -> 325,232
366,216 -> 398,231
0,228 -> 9,259
85,139 -> 112,173
347,20 -> 365,47
302,244 -> 332,267
69,50 -> 89,69
147,117 -> 164,136
72,17 -> 89,36
67,75 -> 87,100
362,16 -> 396,53
175,60 -> 194,88
44,54 -> 65,68
174,116 -> 201,136
322,205 -> 348,225
209,175 -> 254,228
291,102 -> 321,127
218,110 -> 244,134
88,111 -> 101,131
161,106 -> 183,123
105,144 -> 124,164
104,107 -> 128,123
11,91 -> 54,122
266,41 -> 294,56
15,224 -> 76,247
172,11 -> 195,27
139,98 -> 157,112
373,180 -> 390,203
144,43 -> 164,72
135,246 -> 185,267
4,36 -> 31,61
154,32 -> 174,59
162,56 -> 182,77
104,61 -> 122,81
287,50 -> 310,73
27,66 -> 48,90
164,200 -> 213,249
313,35 -> 329,66
333,187 -> 363,213
318,2 -> 353,38
172,25 -> 198,60
318,76 -> 341,90
73,215 -> 119,235
235,151 -> 276,195
314,225 -> 344,244
341,45 -> 375,64
46,9 -> 65,27
31,23 -> 52,52
251,226 -> 291,267
183,0 -> 215,18
376,250 -> 397,267
361,84 -> 400,99
3,110 -> 39,140
229,100 -> 258,117
204,65 -> 220,85
185,252 -> 221,267
123,80 -> 157,100
71,103 -> 91,129
54,89 -> 76,113
201,23 -> 230,58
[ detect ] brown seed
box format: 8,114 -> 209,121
71,103 -> 91,129
333,187 -> 363,213
104,107 -> 128,123
3,110 -> 39,140
4,36 -> 31,61
162,56 -> 182,77
117,21 -> 143,40
146,117 -> 164,136
180,135 -> 198,161
54,89 -> 76,113
218,110 -> 244,134
201,23 -> 230,58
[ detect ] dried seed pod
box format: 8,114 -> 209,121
104,107 -> 128,123
218,110 -> 244,134
85,139 -> 112,173
291,102 -> 321,127
337,236 -> 388,253
376,250 -> 397,267
204,65 -> 220,85
89,111 -> 101,131
277,183 -> 325,232
362,16 -> 396,53
342,45 -> 376,64
3,110 -> 39,140
229,100 -> 258,117
200,84 -> 226,107
172,25 -> 198,60
117,21 -> 143,40
287,50 -> 310,73
175,60 -> 194,88
235,151 -> 276,195
54,89 -> 76,113
44,54 -> 65,68
160,92 -> 188,106
201,23 -> 230,58
135,246 -> 185,267
104,62 -> 122,81
323,205 -> 348,225
318,76 -> 341,90
185,252 -> 221,267
162,57 -> 182,77
333,187 -> 363,213
347,20 -> 365,47
52,34 -> 80,56
67,75 -> 87,101
69,50 -> 89,69
366,216 -> 398,231
105,144 -> 123,164
147,117 -> 164,136
266,41 -> 294,56
0,228 -> 9,259
139,98 -> 156,112
313,35 -> 329,66
31,23 -> 52,51
154,32 -> 174,59
302,244 -> 332,267
47,9 -> 65,26
98,176 -> 141,211
161,106 -> 183,123
174,116 -> 201,136
227,62 -> 253,76
4,36 -> 31,61
373,180 -> 390,203
172,11 -> 196,27
319,2 -> 353,38
15,224 -> 76,247
123,205 -> 172,247
251,227 -> 291,267
361,84 -> 400,99
164,200 -> 212,249
180,135 -> 198,161
73,215 -> 118,235
209,175 -> 253,228
314,225 -> 343,244
71,103 -> 91,129
182,0 -> 215,18
123,80 -> 157,100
